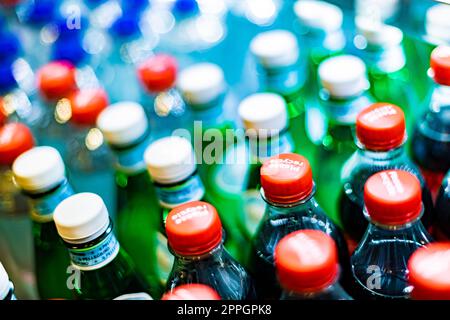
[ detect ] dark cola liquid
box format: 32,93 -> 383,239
411,106 -> 450,197
250,203 -> 352,300
339,185 -> 435,242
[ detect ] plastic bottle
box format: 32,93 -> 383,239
407,242 -> 450,300
351,170 -> 433,299
435,170 -> 450,239
53,192 -> 153,300
137,54 -> 190,138
36,61 -> 78,155
250,153 -> 350,299
12,146 -> 74,299
0,123 -> 37,299
275,230 -> 352,300
65,88 -> 116,220
353,19 -> 415,133
339,103 -> 435,242
249,30 -> 317,170
165,201 -> 256,300
161,284 -> 221,300
0,262 -> 17,300
144,136 -> 207,286
411,46 -> 450,199
314,55 -> 375,226
96,101 -> 163,298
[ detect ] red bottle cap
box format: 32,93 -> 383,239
275,230 -> 339,294
260,153 -> 314,204
356,103 -> 406,151
430,46 -> 450,86
364,170 -> 422,226
162,284 -> 221,300
137,54 -> 177,93
166,201 -> 223,256
0,97 -> 7,125
37,61 -> 77,101
69,88 -> 109,126
0,123 -> 34,166
408,242 -> 450,300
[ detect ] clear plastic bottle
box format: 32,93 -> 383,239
407,242 -> 450,300
36,61 -> 78,156
250,153 -> 350,299
12,146 -> 74,299
137,54 -> 190,138
0,262 -> 17,300
293,0 -> 345,67
435,170 -> 450,239
351,169 -> 433,299
96,101 -> 163,298
339,103 -> 434,242
353,19 -> 415,134
411,46 -> 450,199
0,123 -> 36,299
65,88 -> 116,221
165,201 -> 256,300
314,55 -> 375,226
53,192 -> 153,300
144,136 -> 207,286
249,30 -> 317,171
237,93 -> 295,240
161,284 -> 221,300
275,230 -> 352,300
99,6 -> 155,104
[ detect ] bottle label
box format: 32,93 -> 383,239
68,232 -> 120,271
155,174 -> 205,209
30,181 -> 74,223
114,138 -> 149,174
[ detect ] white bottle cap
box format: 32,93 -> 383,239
177,63 -> 226,106
318,55 -> 369,98
238,93 -> 288,138
356,18 -> 403,47
54,193 -> 110,244
250,30 -> 300,68
144,136 -> 196,184
0,262 -> 10,300
13,146 -> 66,193
294,0 -> 343,32
96,101 -> 148,147
426,4 -> 450,44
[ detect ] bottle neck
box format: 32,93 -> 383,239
188,94 -> 226,128
281,282 -> 350,300
153,170 -> 205,210
63,221 -> 121,271
362,43 -> 406,74
25,179 -> 75,223
172,243 -> 226,264
364,207 -> 428,235
357,143 -> 406,162
111,131 -> 150,175
257,63 -> 305,98
430,83 -> 450,109
247,129 -> 295,163
261,188 -> 317,218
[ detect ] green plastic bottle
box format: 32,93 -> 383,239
176,63 -> 245,261
143,136 -> 209,284
53,192 -> 153,300
354,19 -> 415,135
96,101 -> 163,298
250,29 -> 317,172
12,146 -> 74,299
314,55 -> 375,227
